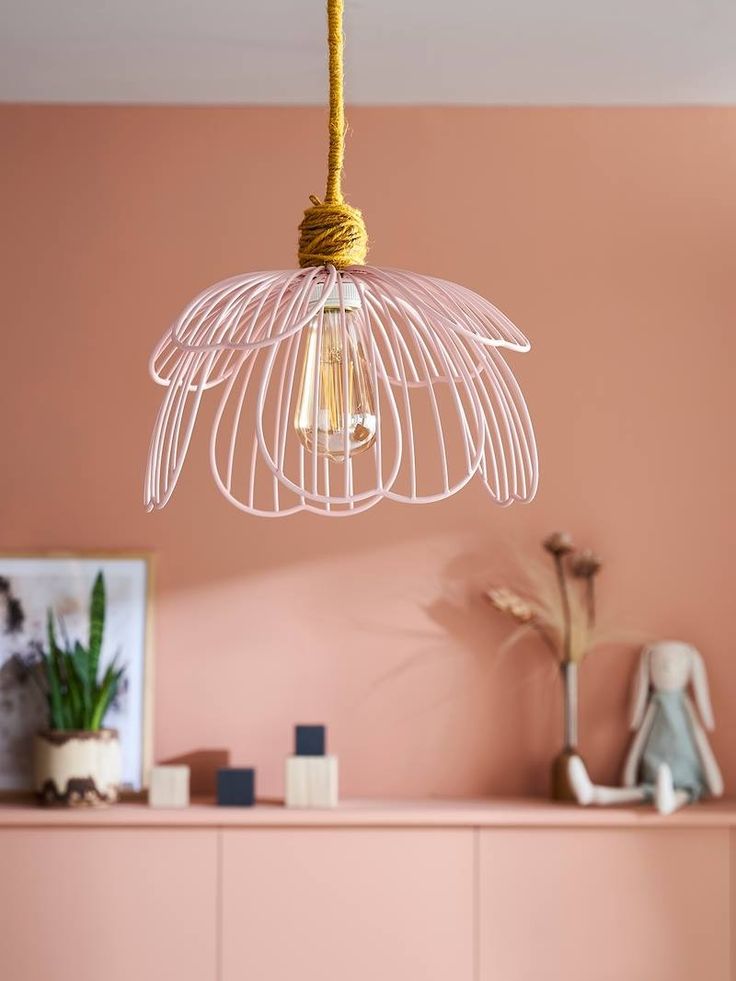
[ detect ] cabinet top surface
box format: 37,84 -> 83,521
1,797 -> 736,828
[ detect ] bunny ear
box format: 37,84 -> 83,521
630,646 -> 652,730
690,647 -> 715,731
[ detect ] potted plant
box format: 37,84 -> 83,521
34,571 -> 125,806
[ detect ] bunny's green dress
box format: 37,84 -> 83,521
640,690 -> 706,801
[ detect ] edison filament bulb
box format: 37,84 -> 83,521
293,283 -> 377,462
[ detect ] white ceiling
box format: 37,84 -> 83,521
1,0 -> 736,105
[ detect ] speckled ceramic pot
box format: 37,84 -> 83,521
33,729 -> 121,807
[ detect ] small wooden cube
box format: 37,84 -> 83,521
285,756 -> 338,808
217,768 -> 256,807
295,724 -> 326,756
148,765 -> 190,808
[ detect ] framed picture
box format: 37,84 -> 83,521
0,553 -> 153,791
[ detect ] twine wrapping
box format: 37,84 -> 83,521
298,0 -> 368,268
298,195 -> 367,268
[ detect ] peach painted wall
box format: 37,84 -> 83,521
1,106 -> 735,798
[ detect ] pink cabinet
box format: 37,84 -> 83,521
221,828 -> 475,981
0,828 -> 218,981
478,828 -> 731,981
0,802 -> 734,981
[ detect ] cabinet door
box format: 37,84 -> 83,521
222,828 -> 474,981
0,829 -> 218,981
479,828 -> 730,981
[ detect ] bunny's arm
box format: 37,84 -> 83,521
684,695 -> 724,797
622,701 -> 656,787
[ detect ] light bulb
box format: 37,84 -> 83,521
294,288 -> 377,462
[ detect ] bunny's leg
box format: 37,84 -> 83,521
568,755 -> 648,806
654,764 -> 690,815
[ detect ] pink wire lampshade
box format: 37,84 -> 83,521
145,264 -> 538,517
145,0 -> 537,517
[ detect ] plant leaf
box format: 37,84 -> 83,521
88,571 -> 105,690
68,643 -> 92,728
45,610 -> 68,729
89,659 -> 124,730
44,650 -> 65,730
71,641 -> 92,727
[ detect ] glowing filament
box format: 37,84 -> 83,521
294,305 -> 376,462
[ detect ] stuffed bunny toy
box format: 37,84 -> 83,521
568,640 -> 723,815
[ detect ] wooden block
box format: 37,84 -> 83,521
217,768 -> 255,807
285,756 -> 338,808
295,724 -> 326,756
148,765 -> 190,808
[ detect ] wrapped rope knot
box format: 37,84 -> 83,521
298,196 -> 368,268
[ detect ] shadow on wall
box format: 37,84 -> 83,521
424,547 -> 563,794
160,748 -> 231,797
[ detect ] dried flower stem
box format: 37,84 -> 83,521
552,553 -> 572,663
486,587 -> 562,660
585,577 -> 596,630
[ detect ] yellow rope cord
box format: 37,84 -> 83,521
298,0 -> 368,268
325,0 -> 345,205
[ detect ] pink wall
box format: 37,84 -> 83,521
2,106 -> 735,798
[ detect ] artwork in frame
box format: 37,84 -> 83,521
0,553 -> 153,791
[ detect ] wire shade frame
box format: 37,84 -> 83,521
145,264 -> 538,517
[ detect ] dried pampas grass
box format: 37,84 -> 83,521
485,532 -> 616,664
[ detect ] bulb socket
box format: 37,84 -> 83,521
309,279 -> 362,311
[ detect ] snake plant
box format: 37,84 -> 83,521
41,571 -> 125,731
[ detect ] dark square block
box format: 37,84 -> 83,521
295,724 -> 326,757
217,767 -> 255,806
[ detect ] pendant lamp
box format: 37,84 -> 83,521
145,0 -> 538,517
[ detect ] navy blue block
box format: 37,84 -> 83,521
217,767 -> 255,806
295,724 -> 326,756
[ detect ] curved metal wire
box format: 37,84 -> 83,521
145,265 -> 538,516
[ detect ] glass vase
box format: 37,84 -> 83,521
550,661 -> 582,801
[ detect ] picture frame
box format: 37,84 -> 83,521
0,552 -> 154,792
